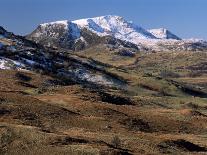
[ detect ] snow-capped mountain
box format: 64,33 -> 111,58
27,17 -> 140,51
148,28 -> 181,40
27,15 -> 207,51
73,15 -> 156,41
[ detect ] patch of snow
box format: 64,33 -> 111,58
75,36 -> 87,44
0,57 -> 26,70
0,58 -> 9,69
40,20 -> 68,28
58,68 -> 114,86
80,36 -> 86,42
21,58 -> 36,65
26,51 -> 34,56
148,28 -> 181,40
73,68 -> 113,85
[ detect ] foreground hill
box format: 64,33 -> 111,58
0,26 -> 129,87
1,26 -> 207,154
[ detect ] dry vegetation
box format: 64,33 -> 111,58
1,49 -> 207,154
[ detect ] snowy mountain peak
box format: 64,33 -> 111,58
72,15 -> 125,28
148,28 -> 181,40
72,15 -> 157,43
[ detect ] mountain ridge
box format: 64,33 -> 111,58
27,15 -> 207,51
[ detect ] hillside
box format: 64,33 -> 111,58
1,26 -> 207,154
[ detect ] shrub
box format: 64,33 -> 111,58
160,70 -> 180,78
111,135 -> 121,148
188,71 -> 203,78
160,86 -> 171,96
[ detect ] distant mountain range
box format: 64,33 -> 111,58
27,15 -> 207,51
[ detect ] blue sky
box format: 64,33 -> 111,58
1,0 -> 207,39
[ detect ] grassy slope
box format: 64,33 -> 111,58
1,47 -> 207,154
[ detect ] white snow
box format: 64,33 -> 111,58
81,73 -> 113,85
0,58 -> 9,69
148,28 -> 180,40
75,36 -> 87,44
0,57 -> 26,70
73,68 -> 113,85
40,20 -> 68,28
148,28 -> 169,39
22,58 -> 36,65
72,15 -> 156,44
57,68 -> 114,86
